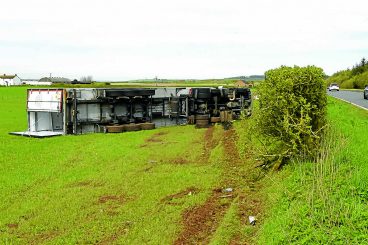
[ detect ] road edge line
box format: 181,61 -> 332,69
330,96 -> 368,111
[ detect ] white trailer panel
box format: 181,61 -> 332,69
27,89 -> 63,112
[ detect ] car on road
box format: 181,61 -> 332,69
364,85 -> 368,100
328,83 -> 340,91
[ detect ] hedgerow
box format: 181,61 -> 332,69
256,66 -> 327,169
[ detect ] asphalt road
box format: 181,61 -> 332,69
327,90 -> 368,110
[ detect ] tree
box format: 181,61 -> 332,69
80,76 -> 93,83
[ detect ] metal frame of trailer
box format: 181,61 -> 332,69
10,87 -> 252,138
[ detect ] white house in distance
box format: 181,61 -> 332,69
0,74 -> 22,86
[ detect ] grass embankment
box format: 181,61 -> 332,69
0,87 -> 259,244
258,97 -> 368,244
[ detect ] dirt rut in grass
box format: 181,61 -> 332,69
173,189 -> 234,245
200,126 -> 222,163
174,127 -> 238,244
140,131 -> 168,147
174,127 -> 264,244
222,128 -> 241,164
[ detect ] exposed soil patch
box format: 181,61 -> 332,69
23,231 -> 60,245
229,236 -> 248,245
66,180 -> 104,188
173,189 -> 235,245
175,127 -> 264,244
161,187 -> 199,204
97,194 -> 130,217
147,131 -> 168,141
170,157 -> 189,165
222,129 -> 241,165
140,131 -> 168,147
238,188 -> 263,226
98,195 -> 125,204
146,138 -> 162,143
143,165 -> 154,172
200,126 -> 221,163
98,221 -> 133,245
6,223 -> 18,229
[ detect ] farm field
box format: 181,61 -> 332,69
0,87 -> 260,244
2,86 -> 368,244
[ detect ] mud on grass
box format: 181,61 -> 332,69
173,124 -> 265,244
174,188 -> 235,245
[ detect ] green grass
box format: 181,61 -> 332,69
5,86 -> 365,244
0,87 -> 258,244
257,97 -> 368,244
0,87 -> 224,244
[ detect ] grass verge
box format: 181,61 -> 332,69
257,97 -> 368,244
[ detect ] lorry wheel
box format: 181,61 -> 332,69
140,122 -> 155,130
196,119 -> 209,128
195,114 -> 209,120
106,125 -> 124,133
210,117 -> 221,123
125,123 -> 141,131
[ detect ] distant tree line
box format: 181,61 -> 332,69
327,57 -> 368,89
80,76 -> 93,83
351,58 -> 368,76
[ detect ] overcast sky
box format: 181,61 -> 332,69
1,0 -> 367,80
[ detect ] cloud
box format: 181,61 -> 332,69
1,0 -> 367,79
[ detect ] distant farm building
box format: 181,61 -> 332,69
234,80 -> 247,87
22,79 -> 52,86
39,77 -> 71,84
0,74 -> 22,86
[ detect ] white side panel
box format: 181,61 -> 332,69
27,90 -> 63,112
36,112 -> 52,131
29,112 -> 36,131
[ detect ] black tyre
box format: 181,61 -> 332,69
140,122 -> 155,130
195,120 -> 210,128
106,125 -> 124,133
125,123 -> 141,131
195,114 -> 209,120
210,117 -> 221,123
196,118 -> 209,128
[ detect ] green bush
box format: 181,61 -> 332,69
340,79 -> 354,89
326,70 -> 351,87
256,66 -> 327,169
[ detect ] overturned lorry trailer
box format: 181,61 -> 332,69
11,87 -> 251,137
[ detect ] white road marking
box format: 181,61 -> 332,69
330,96 -> 368,111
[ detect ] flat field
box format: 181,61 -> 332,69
2,87 -> 367,244
0,87 -> 258,244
